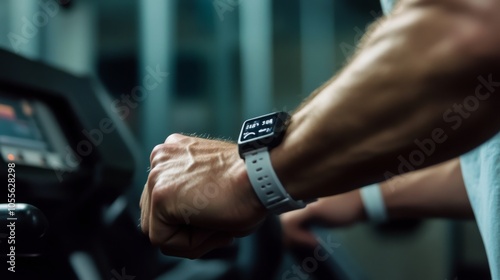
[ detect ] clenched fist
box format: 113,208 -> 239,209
140,134 -> 267,259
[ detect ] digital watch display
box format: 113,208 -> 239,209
237,111 -> 309,215
238,112 -> 290,158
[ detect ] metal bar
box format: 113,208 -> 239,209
6,0 -> 40,59
240,0 -> 273,119
41,0 -> 96,74
213,8 -> 238,137
139,0 -> 176,152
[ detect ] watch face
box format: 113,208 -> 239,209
239,114 -> 277,143
238,111 -> 290,158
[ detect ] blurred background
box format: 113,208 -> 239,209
0,0 -> 491,279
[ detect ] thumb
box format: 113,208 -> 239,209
281,209 -> 318,248
283,227 -> 318,248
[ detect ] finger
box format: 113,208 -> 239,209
226,220 -> 264,238
284,228 -> 318,248
280,210 -> 309,230
160,232 -> 234,259
147,201 -> 182,246
139,184 -> 147,229
139,183 -> 147,209
140,181 -> 152,234
143,168 -> 168,235
151,225 -> 217,250
281,211 -> 318,248
150,144 -> 165,168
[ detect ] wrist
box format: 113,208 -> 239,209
354,190 -> 369,222
359,184 -> 388,223
230,151 -> 268,217
269,111 -> 311,200
238,112 -> 310,214
307,190 -> 367,226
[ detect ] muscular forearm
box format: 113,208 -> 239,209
141,0 -> 500,258
271,0 -> 500,199
379,157 -> 473,220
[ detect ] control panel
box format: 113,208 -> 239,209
0,95 -> 75,171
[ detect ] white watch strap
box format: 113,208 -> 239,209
360,184 -> 388,223
244,148 -> 306,214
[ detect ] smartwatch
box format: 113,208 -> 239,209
238,112 -> 308,214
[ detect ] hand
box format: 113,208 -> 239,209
280,190 -> 365,248
140,134 -> 267,259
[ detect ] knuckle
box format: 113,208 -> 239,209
148,173 -> 176,209
165,133 -> 185,143
150,186 -> 164,206
150,144 -> 165,164
150,182 -> 175,210
148,168 -> 161,185
146,176 -> 158,196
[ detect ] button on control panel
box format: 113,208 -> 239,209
1,145 -> 70,170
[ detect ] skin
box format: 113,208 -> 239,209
280,158 -> 473,247
140,0 -> 500,258
140,134 -> 264,258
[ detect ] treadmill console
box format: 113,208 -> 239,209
0,95 -> 75,171
0,49 -> 136,205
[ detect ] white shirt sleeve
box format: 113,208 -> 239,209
380,0 -> 397,15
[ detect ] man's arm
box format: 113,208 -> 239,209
272,0 -> 500,200
140,0 -> 500,258
281,158 -> 473,247
382,157 -> 472,219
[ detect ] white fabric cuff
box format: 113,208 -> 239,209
360,184 -> 388,224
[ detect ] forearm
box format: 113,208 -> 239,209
272,0 -> 500,199
379,157 -> 473,220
